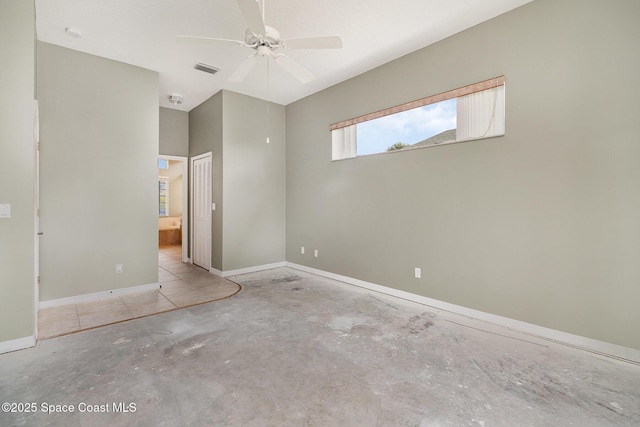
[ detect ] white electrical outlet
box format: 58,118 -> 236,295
301,246 -> 305,254
0,203 -> 10,219
116,264 -> 124,273
414,268 -> 421,279
314,249 -> 319,258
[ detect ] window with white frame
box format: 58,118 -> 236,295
330,76 -> 505,160
159,176 -> 169,216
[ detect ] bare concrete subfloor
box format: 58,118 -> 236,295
1,267 -> 639,426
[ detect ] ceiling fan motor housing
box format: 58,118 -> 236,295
245,25 -> 281,49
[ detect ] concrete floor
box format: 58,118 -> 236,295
1,267 -> 639,426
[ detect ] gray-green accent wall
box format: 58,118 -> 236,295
160,107 -> 188,157
0,0 -> 35,342
190,90 -> 285,272
190,91 -> 224,268
37,42 -> 159,301
285,0 -> 640,350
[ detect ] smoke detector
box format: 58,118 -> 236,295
168,94 -> 183,105
65,27 -> 83,38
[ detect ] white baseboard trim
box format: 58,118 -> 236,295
0,335 -> 36,355
217,261 -> 287,278
286,262 -> 640,365
39,282 -> 160,309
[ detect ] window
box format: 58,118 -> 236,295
330,76 -> 505,160
159,176 -> 169,216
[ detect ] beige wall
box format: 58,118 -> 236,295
38,42 -> 159,301
160,107 -> 188,157
189,91 -> 224,269
189,90 -> 285,271
285,0 -> 640,350
0,0 -> 35,343
222,91 -> 286,271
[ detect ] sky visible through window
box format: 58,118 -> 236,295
356,98 -> 457,155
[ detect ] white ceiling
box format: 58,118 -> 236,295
35,0 -> 531,111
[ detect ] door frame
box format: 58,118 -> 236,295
158,155 -> 189,263
34,100 -> 40,338
190,152 -> 212,270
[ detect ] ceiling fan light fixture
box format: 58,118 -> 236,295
256,45 -> 271,58
168,94 -> 183,105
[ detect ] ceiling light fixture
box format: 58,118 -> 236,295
168,94 -> 183,105
65,27 -> 83,38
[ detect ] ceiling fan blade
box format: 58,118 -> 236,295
229,55 -> 258,82
283,36 -> 343,50
236,0 -> 266,36
273,54 -> 315,84
176,35 -> 246,47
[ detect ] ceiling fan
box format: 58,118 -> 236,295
176,0 -> 343,84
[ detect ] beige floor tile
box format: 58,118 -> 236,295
159,278 -> 189,289
159,273 -> 182,284
37,245 -> 241,339
38,305 -> 80,339
161,289 -> 213,308
189,278 -> 236,291
159,260 -> 185,268
200,282 -> 241,300
120,292 -> 177,317
78,306 -> 133,329
159,281 -> 197,296
39,304 -> 77,322
162,266 -> 197,277
178,273 -> 218,285
77,298 -> 133,329
76,297 -> 129,316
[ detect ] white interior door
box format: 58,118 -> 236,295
190,152 -> 212,270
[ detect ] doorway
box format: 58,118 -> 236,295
158,155 -> 188,263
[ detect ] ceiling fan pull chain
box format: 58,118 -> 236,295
266,56 -> 270,144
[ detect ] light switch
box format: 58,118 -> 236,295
0,204 -> 10,219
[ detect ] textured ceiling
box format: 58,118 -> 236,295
35,0 -> 531,111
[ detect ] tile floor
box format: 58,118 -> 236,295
37,245 -> 241,339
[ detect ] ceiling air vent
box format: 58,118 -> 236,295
194,63 -> 220,75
